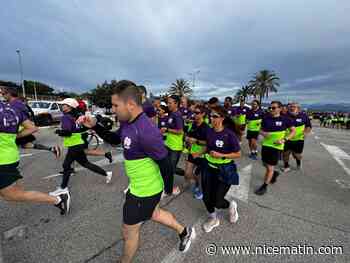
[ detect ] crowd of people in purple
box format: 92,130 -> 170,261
0,81 -> 313,262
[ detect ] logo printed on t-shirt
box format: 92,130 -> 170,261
215,140 -> 224,148
124,136 -> 132,150
275,121 -> 282,126
254,114 -> 258,117
168,118 -> 173,124
296,118 -> 302,122
161,121 -> 165,126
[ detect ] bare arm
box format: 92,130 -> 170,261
17,120 -> 38,138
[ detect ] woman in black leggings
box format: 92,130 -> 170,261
199,106 -> 241,233
50,98 -> 112,196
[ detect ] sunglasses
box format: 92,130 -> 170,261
210,114 -> 221,118
194,111 -> 202,115
270,106 -> 279,110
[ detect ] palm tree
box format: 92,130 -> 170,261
235,85 -> 252,103
249,70 -> 280,104
168,78 -> 193,97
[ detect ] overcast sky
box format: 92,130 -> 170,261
1,0 -> 350,104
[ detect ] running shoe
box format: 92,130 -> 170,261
54,192 -> 71,215
203,217 -> 220,233
49,187 -> 69,196
106,171 -> 113,184
229,200 -> 239,223
179,227 -> 196,253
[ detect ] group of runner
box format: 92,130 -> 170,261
319,112 -> 350,129
0,81 -> 312,263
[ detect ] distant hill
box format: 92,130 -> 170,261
302,103 -> 350,112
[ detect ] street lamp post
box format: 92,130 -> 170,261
188,70 -> 200,88
34,81 -> 38,101
16,50 -> 25,98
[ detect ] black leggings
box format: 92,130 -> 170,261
61,144 -> 107,188
161,148 -> 182,194
202,165 -> 231,214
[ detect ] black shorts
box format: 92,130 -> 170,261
187,154 -> 204,166
123,191 -> 162,225
15,135 -> 36,146
0,162 -> 23,190
261,146 -> 281,166
246,130 -> 260,140
284,140 -> 304,154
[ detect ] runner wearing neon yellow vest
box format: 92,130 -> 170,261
78,81 -> 195,260
0,99 -> 70,215
161,95 -> 184,196
246,100 -> 264,160
1,86 -> 61,158
184,104 -> 210,200
233,98 -> 250,142
200,105 -> 241,232
255,101 -> 296,196
282,102 -> 312,173
50,98 -> 110,196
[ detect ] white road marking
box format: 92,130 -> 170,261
320,143 -> 350,186
42,154 -> 124,179
161,165 -> 252,263
20,153 -> 33,157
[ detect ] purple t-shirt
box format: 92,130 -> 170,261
206,128 -> 240,154
179,107 -> 189,118
158,115 -> 169,129
142,100 -> 157,118
0,102 -> 26,134
288,112 -> 312,128
188,121 -> 210,141
234,106 -> 250,116
167,111 -> 184,130
119,113 -> 168,160
226,107 -> 236,117
61,113 -> 82,132
261,114 -> 294,132
9,99 -> 29,121
246,109 -> 264,121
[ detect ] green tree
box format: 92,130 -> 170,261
23,80 -> 55,95
234,85 -> 252,103
249,70 -> 280,104
168,79 -> 192,97
89,80 -> 117,108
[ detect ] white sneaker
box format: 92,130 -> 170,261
172,186 -> 181,196
203,217 -> 220,233
49,187 -> 69,196
229,200 -> 239,223
123,185 -> 129,194
106,171 -> 113,184
281,167 -> 291,173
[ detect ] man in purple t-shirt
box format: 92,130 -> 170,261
0,86 -> 61,158
78,81 -> 195,262
0,101 -> 70,215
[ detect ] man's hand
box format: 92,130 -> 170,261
76,115 -> 97,128
210,151 -> 223,158
160,127 -> 167,134
185,137 -> 197,144
274,139 -> 285,145
191,152 -> 201,159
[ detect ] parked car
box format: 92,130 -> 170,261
28,101 -> 63,125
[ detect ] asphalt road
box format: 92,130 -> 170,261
1,123 -> 349,263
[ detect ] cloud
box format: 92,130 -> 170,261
0,0 -> 350,103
